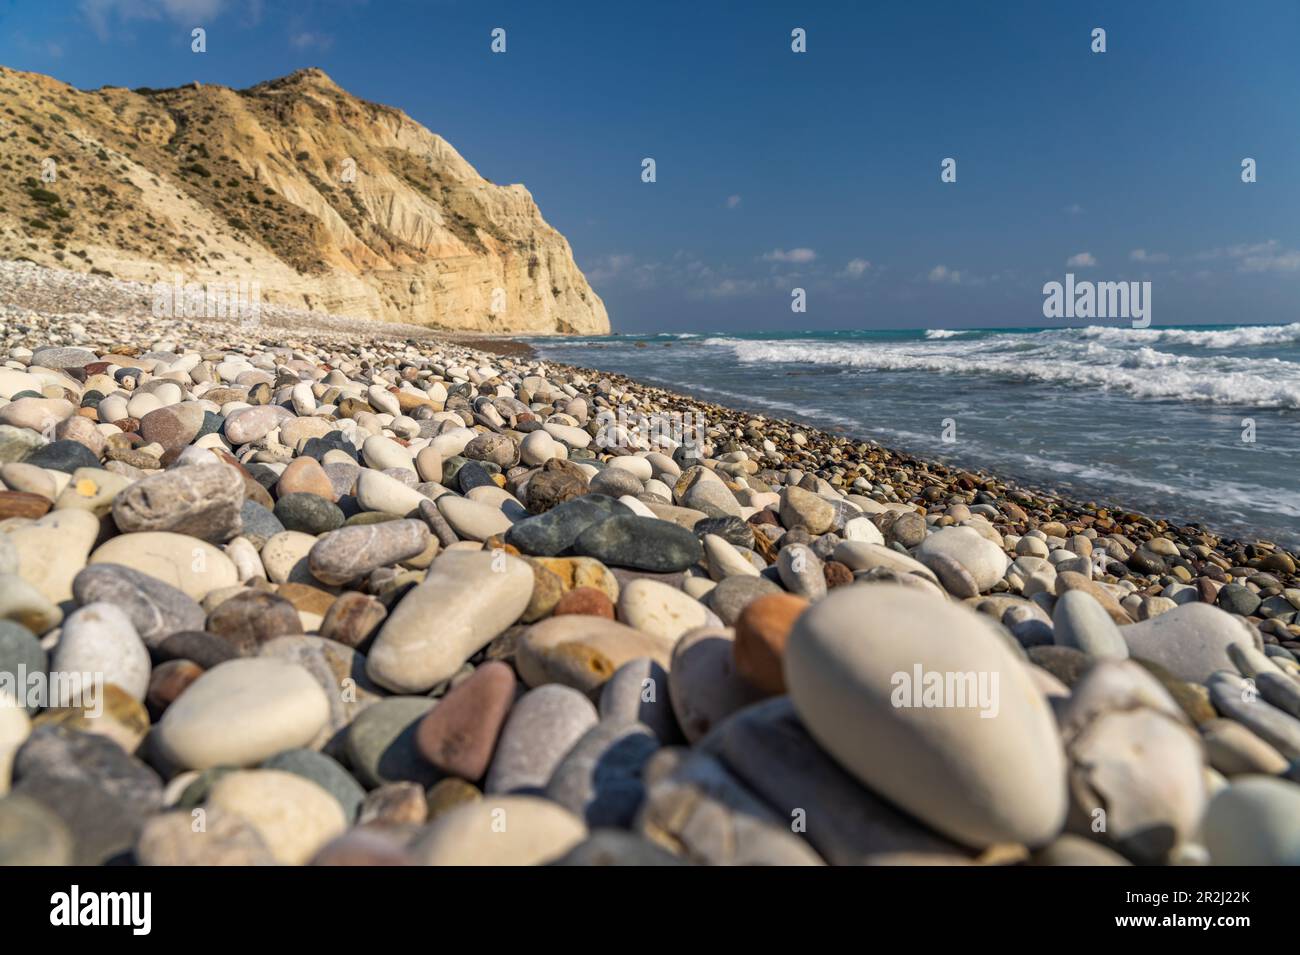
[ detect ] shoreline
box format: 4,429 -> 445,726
517,350 -> 1297,559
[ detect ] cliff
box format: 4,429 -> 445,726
0,66 -> 609,334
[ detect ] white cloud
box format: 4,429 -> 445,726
1196,239 -> 1300,273
695,277 -> 762,299
1129,249 -> 1169,263
1066,252 -> 1096,267
842,258 -> 872,278
928,265 -> 962,284
82,0 -> 229,38
290,31 -> 333,51
725,195 -> 741,209
1064,203 -> 1084,215
762,248 -> 816,264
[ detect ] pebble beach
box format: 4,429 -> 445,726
1,260 -> 1299,866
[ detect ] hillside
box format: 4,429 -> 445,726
0,66 -> 609,335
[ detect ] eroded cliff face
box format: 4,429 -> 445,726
0,66 -> 609,334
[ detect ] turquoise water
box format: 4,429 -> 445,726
528,324 -> 1300,547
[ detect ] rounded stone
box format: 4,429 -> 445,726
516,614 -> 675,697
111,462 -> 245,543
308,520 -> 431,586
276,456 -> 336,500
599,658 -> 681,744
1121,602 -> 1258,683
207,769 -> 347,865
89,533 -> 239,601
135,805 -> 276,866
785,583 -> 1068,848
344,696 -> 441,789
545,719 -> 660,827
915,526 -> 1010,593
206,590 -> 304,653
415,660 -> 516,781
410,795 -> 586,865
669,626 -> 767,743
71,563 -> 206,648
154,658 -> 331,769
734,592 -> 808,695
574,515 -> 703,572
51,601 -> 151,701
617,577 -> 718,645
1201,776 -> 1300,865
0,794 -> 75,865
261,747 -> 366,820
0,621 -> 47,713
553,586 -> 615,619
1053,589 -> 1129,659
484,684 -> 598,795
366,549 -> 533,694
273,492 -> 344,535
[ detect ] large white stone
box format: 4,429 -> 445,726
785,583 -> 1067,848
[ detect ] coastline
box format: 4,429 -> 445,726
519,348 -> 1299,560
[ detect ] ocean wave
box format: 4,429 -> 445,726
1075,323 -> 1300,348
923,328 -> 967,339
706,338 -> 1300,409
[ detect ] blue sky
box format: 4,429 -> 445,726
2,0 -> 1298,332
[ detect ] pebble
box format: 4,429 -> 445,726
485,684 -> 598,794
0,794 -> 75,864
411,795 -> 587,865
416,661 -> 516,780
598,658 -> 680,743
154,658 -> 330,769
1052,589 -> 1128,659
274,492 -> 344,534
135,805 -> 276,866
367,549 -> 533,693
574,515 -> 703,572
617,577 -> 719,645
70,564 -> 205,649
1201,776 -> 1300,865
51,602 -> 151,701
785,584 -> 1067,848
261,748 -> 366,821
545,720 -> 659,826
0,574 -> 62,634
436,494 -> 514,541
516,615 -> 675,697
0,621 -> 48,713
206,590 -> 304,653
89,532 -> 239,601
734,592 -> 807,694
701,698 -> 973,865
504,494 -> 626,557
1120,602 -> 1257,683
207,769 -> 347,865
669,626 -> 768,743
915,526 -> 1010,593
344,696 -> 441,788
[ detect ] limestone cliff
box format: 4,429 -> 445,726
0,66 -> 609,334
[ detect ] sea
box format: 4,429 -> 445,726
526,324 -> 1300,549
